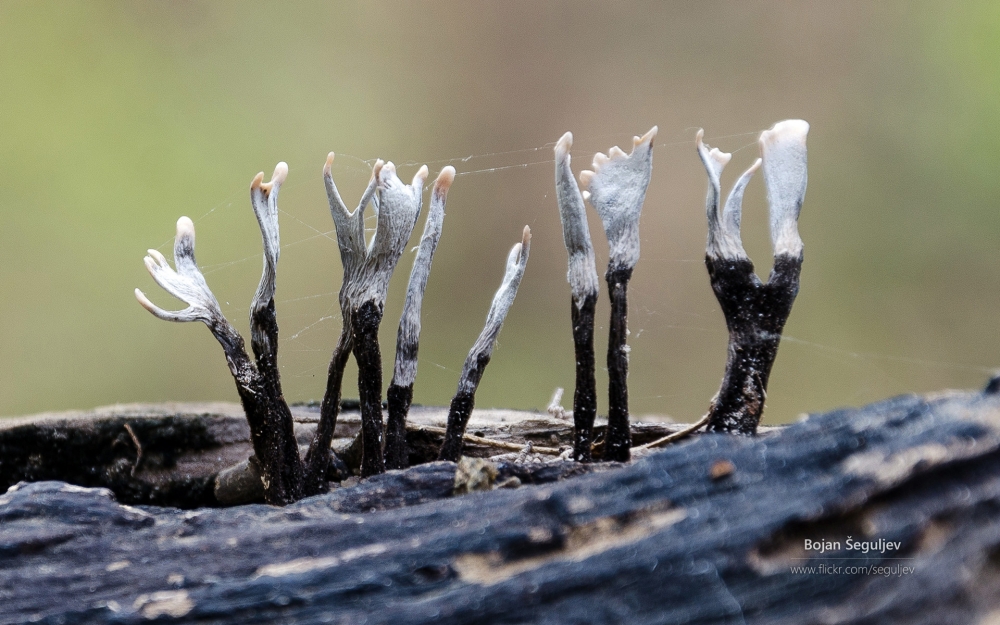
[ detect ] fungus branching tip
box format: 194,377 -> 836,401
323,152 -> 335,176
413,164 -> 429,187
251,172 -> 265,190
555,132 -> 573,157
434,166 -> 455,193
592,152 -> 610,171
579,170 -> 594,188
521,224 -> 531,248
634,126 -> 658,147
759,119 -> 810,151
176,216 -> 195,239
608,146 -> 628,160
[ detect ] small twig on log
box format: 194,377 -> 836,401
417,425 -> 561,456
123,423 -> 143,477
635,413 -> 711,450
438,226 -> 531,462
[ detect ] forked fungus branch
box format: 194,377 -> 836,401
697,120 -> 809,434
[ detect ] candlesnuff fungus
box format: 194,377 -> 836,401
308,154 -> 428,480
553,132 -> 600,461
697,120 -> 809,434
385,166 -> 455,470
578,127 -> 657,462
438,226 -> 531,462
135,164 -> 304,505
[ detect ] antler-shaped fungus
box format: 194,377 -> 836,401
385,166 -> 455,470
697,120 -> 808,434
136,164 -> 304,505
578,127 -> 656,461
438,226 -> 531,462
307,155 -> 427,481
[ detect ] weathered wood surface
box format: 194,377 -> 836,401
4,390 -> 1000,623
0,402 -> 681,507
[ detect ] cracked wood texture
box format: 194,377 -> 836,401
4,390 -> 1000,623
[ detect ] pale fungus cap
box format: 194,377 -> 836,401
578,126 -> 657,272
760,120 -> 809,258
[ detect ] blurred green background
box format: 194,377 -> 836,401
2,1 -> 999,424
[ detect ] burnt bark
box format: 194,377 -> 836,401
705,253 -> 801,434
605,267 -> 633,461
571,294 -> 598,461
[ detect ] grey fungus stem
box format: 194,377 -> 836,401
386,166 -> 454,470
554,132 -> 599,462
698,120 -> 809,435
135,164 -> 304,505
580,126 -> 657,462
438,226 -> 531,462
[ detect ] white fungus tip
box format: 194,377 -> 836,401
147,249 -> 167,265
608,146 -> 628,160
581,190 -> 591,202
324,152 -> 335,176
413,164 -> 429,187
521,224 -> 531,248
759,119 -> 810,151
555,132 -> 573,156
592,152 -> 610,170
250,172 -> 265,190
134,288 -> 156,312
176,216 -> 195,238
372,159 -> 385,181
271,162 -> 288,185
638,125 -> 658,145
696,128 -> 705,145
710,148 -> 733,168
748,157 -> 763,174
579,169 -> 594,188
435,166 -> 456,193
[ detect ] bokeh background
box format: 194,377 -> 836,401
2,1 -> 999,425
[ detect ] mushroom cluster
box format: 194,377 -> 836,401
137,158 -> 529,504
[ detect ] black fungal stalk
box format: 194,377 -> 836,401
385,166 -> 454,470
578,127 -> 656,462
553,132 -> 600,461
311,154 -> 427,479
438,226 -> 531,462
135,164 -> 304,505
696,120 -> 809,435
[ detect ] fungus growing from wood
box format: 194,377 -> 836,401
697,120 -> 809,434
578,127 -> 657,462
135,164 -> 304,505
553,132 -> 600,461
438,226 -> 531,462
385,166 -> 455,470
308,154 -> 428,480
